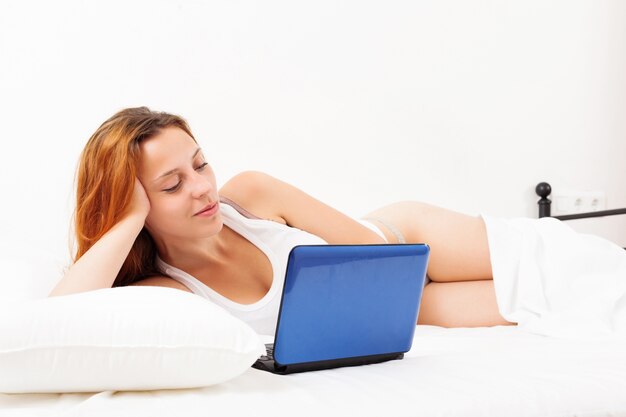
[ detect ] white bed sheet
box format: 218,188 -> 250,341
2,325 -> 625,417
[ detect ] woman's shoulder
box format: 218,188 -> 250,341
219,171 -> 286,223
220,170 -> 274,193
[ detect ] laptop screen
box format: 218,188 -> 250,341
273,244 -> 429,366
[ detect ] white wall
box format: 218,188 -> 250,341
1,0 -> 625,292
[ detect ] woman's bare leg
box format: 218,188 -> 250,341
417,280 -> 514,327
364,201 -> 492,282
364,201 -> 515,327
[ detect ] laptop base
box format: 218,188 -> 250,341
252,344 -> 404,375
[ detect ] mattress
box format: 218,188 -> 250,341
2,325 -> 625,417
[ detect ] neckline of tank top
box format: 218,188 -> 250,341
156,201 -> 282,311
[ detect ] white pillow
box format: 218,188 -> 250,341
0,286 -> 265,393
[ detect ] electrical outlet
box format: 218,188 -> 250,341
553,191 -> 606,215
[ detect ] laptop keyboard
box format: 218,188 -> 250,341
252,344 -> 278,372
259,343 -> 274,361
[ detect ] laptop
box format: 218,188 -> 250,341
252,243 -> 430,374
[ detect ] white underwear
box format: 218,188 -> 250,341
357,218 -> 430,286
360,217 -> 406,243
357,219 -> 389,243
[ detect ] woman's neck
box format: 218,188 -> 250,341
155,225 -> 233,273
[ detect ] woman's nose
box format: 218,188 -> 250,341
190,172 -> 213,198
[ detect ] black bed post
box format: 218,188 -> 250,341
536,182 -> 552,218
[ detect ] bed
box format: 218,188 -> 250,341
1,182 -> 625,417
1,326 -> 626,417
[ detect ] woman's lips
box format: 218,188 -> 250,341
194,202 -> 219,217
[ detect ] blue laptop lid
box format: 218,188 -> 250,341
273,244 -> 429,366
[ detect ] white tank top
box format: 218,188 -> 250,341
155,201 -> 326,335
156,199 -> 387,335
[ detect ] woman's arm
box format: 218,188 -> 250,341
48,179 -> 150,297
219,171 -> 386,244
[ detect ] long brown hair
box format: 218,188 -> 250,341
73,106 -> 196,287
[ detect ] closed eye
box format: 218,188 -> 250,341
163,162 -> 209,193
164,182 -> 181,193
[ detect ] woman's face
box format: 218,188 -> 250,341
137,126 -> 223,241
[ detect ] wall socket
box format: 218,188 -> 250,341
552,191 -> 606,215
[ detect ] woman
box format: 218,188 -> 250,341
49,106 -> 514,333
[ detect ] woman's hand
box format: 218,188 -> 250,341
127,177 -> 151,219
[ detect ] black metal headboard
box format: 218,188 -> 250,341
535,182 -> 626,221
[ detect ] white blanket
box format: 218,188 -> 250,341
482,215 -> 626,339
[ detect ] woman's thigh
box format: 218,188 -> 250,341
364,201 -> 492,282
417,280 -> 514,327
